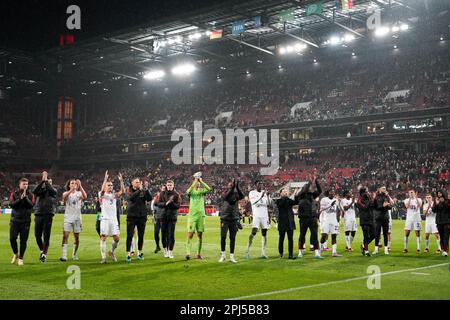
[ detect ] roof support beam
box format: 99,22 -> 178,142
226,36 -> 274,55
89,67 -> 139,80
270,26 -> 319,48
316,14 -> 364,37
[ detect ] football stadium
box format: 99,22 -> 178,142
0,0 -> 449,304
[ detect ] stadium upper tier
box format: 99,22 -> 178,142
65,39 -> 449,143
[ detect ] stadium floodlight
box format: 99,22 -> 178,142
143,70 -> 166,80
374,26 -> 390,37
279,47 -> 286,55
188,33 -> 201,40
400,23 -> 409,31
343,34 -> 355,43
171,63 -> 196,76
294,43 -> 307,51
329,36 -> 341,45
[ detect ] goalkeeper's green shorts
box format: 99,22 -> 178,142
187,215 -> 205,233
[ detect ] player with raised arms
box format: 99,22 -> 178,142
185,172 -> 211,260
60,178 -> 87,261
99,171 -> 124,264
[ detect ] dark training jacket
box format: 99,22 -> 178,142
297,179 -> 322,219
433,189 -> 450,225
220,184 -> 245,222
156,190 -> 181,220
153,192 -> 166,219
356,193 -> 374,225
126,187 -> 153,219
275,196 -> 298,231
373,192 -> 392,221
9,190 -> 35,223
32,181 -> 57,216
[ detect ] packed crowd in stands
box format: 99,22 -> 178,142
1,147 -> 448,211
69,42 -> 449,143
0,103 -> 55,159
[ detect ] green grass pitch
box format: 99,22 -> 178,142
0,214 -> 449,300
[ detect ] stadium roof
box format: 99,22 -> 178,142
0,0 -> 447,97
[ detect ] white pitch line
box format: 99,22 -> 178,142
226,262 -> 449,300
411,272 -> 430,276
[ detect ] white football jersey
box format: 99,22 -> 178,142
64,191 -> 82,222
423,202 -> 435,221
249,190 -> 269,218
341,198 -> 355,220
100,192 -> 117,220
321,197 -> 339,221
404,198 -> 422,221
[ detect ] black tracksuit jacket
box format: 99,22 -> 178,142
156,190 -> 181,220
220,184 -> 244,222
297,179 -> 322,219
126,187 -> 153,219
356,194 -> 374,225
433,189 -> 450,225
275,196 -> 298,231
32,181 -> 57,216
373,192 -> 392,221
9,190 -> 35,223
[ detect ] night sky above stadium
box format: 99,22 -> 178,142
0,0 -> 234,51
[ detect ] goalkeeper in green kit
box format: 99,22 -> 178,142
185,172 -> 211,260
